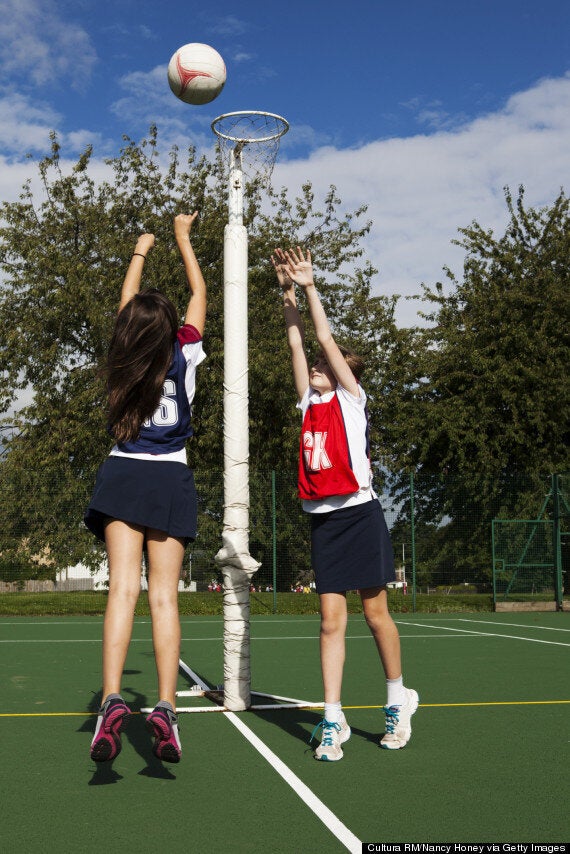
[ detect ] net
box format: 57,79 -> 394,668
211,110 -> 289,184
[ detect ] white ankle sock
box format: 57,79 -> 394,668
324,701 -> 342,724
386,676 -> 405,707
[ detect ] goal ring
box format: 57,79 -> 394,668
211,110 -> 289,144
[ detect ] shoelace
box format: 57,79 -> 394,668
382,706 -> 401,734
309,719 -> 341,745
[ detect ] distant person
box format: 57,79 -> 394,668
85,213 -> 207,764
271,246 -> 418,761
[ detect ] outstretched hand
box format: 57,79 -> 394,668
174,211 -> 199,242
271,246 -> 314,290
271,248 -> 294,291
135,233 -> 155,256
282,247 -> 314,289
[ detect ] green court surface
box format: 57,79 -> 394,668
1,613 -> 568,853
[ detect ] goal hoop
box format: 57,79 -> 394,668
211,110 -> 289,184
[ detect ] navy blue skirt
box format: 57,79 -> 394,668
310,499 -> 395,594
84,456 -> 198,545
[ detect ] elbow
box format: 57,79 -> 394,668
317,331 -> 334,348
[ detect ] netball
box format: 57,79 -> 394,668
167,42 -> 226,105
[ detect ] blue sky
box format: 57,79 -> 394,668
0,0 -> 569,327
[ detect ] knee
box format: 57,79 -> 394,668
109,577 -> 140,607
320,613 -> 346,638
364,609 -> 395,637
148,588 -> 178,615
364,612 -> 381,635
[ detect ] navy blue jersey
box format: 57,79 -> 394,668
114,325 -> 205,455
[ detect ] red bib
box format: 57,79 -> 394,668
298,393 -> 359,500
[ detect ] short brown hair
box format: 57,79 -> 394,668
314,346 -> 365,381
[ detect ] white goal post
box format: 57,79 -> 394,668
211,111 -> 289,710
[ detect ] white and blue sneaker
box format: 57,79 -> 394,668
311,712 -> 351,761
380,687 -> 419,749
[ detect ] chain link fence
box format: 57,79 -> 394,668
0,467 -> 567,608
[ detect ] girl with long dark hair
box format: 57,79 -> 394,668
85,213 -> 206,764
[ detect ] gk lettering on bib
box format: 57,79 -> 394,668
298,393 -> 359,500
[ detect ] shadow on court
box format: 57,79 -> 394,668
250,706 -> 381,753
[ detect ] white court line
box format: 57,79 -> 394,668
0,633 -> 480,644
178,660 -> 361,854
0,618 -> 221,627
0,618 -> 320,626
0,638 -> 184,644
0,638 -> 151,643
456,618 -> 570,633
0,620 -> 106,626
226,710 -> 361,854
251,618 -> 322,623
0,638 -> 219,644
0,618 -> 338,629
397,620 -> 570,647
0,638 -> 100,643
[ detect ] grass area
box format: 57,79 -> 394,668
0,590 -> 497,616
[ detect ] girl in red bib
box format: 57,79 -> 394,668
271,246 -> 418,761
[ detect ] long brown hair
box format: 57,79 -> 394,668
107,289 -> 179,444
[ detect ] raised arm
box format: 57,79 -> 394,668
118,233 -> 155,312
271,248 -> 310,400
175,212 -> 207,336
283,247 -> 359,397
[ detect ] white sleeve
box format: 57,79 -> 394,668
182,341 -> 206,406
181,340 -> 206,368
336,382 -> 367,409
296,386 -> 311,416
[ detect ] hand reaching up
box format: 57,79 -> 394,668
271,248 -> 295,291
282,247 -> 314,289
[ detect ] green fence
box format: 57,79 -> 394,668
0,466 -> 568,609
492,519 -> 555,600
492,474 -> 569,609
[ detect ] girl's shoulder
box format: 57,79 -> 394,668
177,324 -> 202,345
336,382 -> 367,407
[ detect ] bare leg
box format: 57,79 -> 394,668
319,592 -> 348,703
360,586 -> 402,680
146,529 -> 185,710
102,520 -> 145,700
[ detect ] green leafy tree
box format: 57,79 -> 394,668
384,187 -> 570,585
0,129 -> 399,584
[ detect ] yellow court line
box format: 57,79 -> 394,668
1,699 -> 570,717
344,700 -> 570,709
0,711 -> 142,717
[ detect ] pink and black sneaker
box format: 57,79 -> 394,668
90,695 -> 131,762
146,702 -> 182,763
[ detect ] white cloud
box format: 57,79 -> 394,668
273,73 -> 570,326
109,64 -> 223,152
207,15 -> 250,37
0,69 -> 568,335
0,0 -> 97,90
0,91 -> 60,152
111,64 -> 171,117
0,90 -> 107,162
233,52 -> 254,63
